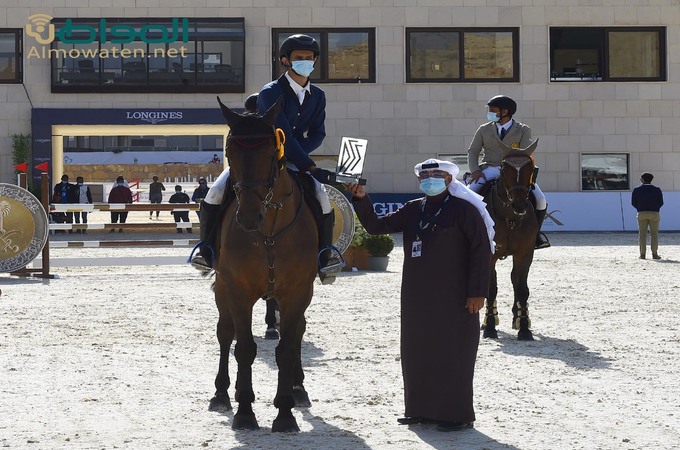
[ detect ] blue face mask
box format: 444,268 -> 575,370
291,60 -> 315,77
419,178 -> 448,196
487,111 -> 500,123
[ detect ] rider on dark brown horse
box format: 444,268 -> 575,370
191,34 -> 344,284
467,95 -> 550,249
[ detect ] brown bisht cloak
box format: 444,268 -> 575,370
353,193 -> 491,423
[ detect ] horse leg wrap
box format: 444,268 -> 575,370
485,300 -> 499,327
513,301 -> 531,330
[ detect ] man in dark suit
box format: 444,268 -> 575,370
192,34 -> 343,284
632,172 -> 664,259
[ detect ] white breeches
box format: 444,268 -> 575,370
204,166 -> 332,214
204,168 -> 231,205
468,166 -> 547,210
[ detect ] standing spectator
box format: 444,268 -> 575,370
53,174 -> 74,234
148,175 -> 165,220
191,178 -> 210,220
169,185 -> 192,234
108,175 -> 133,233
345,158 -> 493,432
632,172 -> 664,259
211,154 -> 220,164
72,176 -> 93,234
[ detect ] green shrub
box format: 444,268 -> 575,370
362,233 -> 395,257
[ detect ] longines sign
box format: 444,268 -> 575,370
125,111 -> 184,124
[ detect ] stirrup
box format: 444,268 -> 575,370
535,232 -> 551,250
188,241 -> 215,272
318,245 -> 346,274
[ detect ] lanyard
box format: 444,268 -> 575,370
417,194 -> 450,240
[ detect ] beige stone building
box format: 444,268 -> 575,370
1,0 -> 678,199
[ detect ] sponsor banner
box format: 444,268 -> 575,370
368,192 -> 679,232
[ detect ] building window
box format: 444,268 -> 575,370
581,153 -> 630,191
0,29 -> 22,84
272,29 -> 375,83
406,28 -> 519,83
47,18 -> 245,93
550,27 -> 665,82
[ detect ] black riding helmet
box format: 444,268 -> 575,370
487,95 -> 517,117
279,34 -> 320,62
244,93 -> 258,113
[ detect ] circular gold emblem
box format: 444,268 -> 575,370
0,184 -> 49,273
326,185 -> 355,255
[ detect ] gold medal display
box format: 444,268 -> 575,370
0,184 -> 49,273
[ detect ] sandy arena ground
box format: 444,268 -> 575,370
1,219 -> 679,449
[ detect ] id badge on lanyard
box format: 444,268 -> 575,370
411,239 -> 422,258
413,194 -> 450,258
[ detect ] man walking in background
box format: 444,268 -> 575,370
632,172 -> 664,260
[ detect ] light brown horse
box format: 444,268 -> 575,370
208,97 -> 318,432
482,140 -> 539,341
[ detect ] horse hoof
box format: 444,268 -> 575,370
232,413 -> 259,430
483,328 -> 498,339
208,395 -> 232,412
292,386 -> 311,408
265,328 -> 280,340
272,416 -> 299,433
517,330 -> 534,341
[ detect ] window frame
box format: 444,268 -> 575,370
580,153 -> 631,192
405,27 -> 520,83
549,26 -> 666,83
0,29 -> 23,84
49,17 -> 245,94
272,28 -> 376,84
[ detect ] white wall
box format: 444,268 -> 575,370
543,192 -> 679,231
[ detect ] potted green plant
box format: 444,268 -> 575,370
362,233 -> 394,271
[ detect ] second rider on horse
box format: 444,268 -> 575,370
467,95 -> 550,249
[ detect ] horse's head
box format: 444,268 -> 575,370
497,139 -> 538,216
218,96 -> 285,232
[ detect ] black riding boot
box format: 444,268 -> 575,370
191,201 -> 222,272
535,208 -> 551,249
318,210 -> 345,285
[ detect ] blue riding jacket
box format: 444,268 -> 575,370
257,74 -> 326,171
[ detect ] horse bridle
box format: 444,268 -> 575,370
227,131 -> 284,209
497,156 -> 533,205
491,156 -> 534,227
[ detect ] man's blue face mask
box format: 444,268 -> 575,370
291,60 -> 315,78
419,178 -> 448,196
487,111 -> 500,123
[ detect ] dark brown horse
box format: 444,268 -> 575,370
208,97 -> 318,432
482,140 -> 539,341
